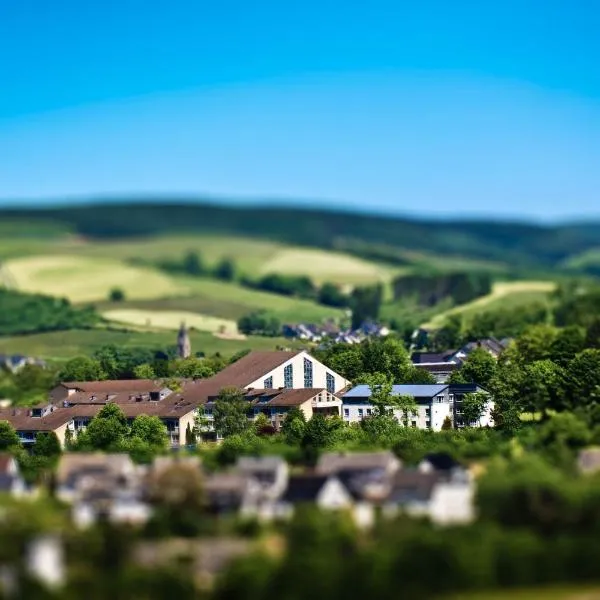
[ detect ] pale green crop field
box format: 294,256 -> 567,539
423,280 -> 556,328
102,308 -> 238,334
4,255 -> 186,302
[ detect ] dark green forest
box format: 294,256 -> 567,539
2,199 -> 600,271
0,289 -> 99,335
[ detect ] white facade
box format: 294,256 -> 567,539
343,397 -> 452,431
247,350 -> 349,394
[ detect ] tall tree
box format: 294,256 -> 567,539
461,392 -> 489,427
59,356 -> 106,381
448,347 -> 497,388
81,403 -> 128,451
213,387 -> 250,438
550,325 -> 586,367
0,421 -> 20,450
130,415 -> 168,450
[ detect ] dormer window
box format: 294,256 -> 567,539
264,376 -> 273,389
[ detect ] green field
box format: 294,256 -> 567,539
102,308 -> 238,334
1,233 -> 398,286
423,281 -> 556,328
0,329 -> 303,361
3,254 -> 345,323
4,255 -> 186,302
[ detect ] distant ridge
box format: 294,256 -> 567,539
1,197 -> 600,273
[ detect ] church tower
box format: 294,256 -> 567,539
177,322 -> 191,359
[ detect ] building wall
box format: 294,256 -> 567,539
316,477 -> 353,510
342,393 -> 453,431
247,351 -> 349,393
177,411 -> 197,445
53,422 -> 70,448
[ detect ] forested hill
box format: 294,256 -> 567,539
2,199 -> 600,270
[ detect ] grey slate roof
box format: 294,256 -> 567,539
343,384 -> 449,399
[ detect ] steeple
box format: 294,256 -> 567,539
177,322 -> 191,359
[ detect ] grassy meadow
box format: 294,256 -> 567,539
0,223 -> 566,359
423,280 -> 557,328
0,328 -> 303,362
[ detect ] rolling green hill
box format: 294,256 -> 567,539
2,199 -> 600,271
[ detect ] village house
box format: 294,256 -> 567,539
342,383 -> 494,430
411,338 -> 511,382
0,382 -> 198,449
55,453 -> 150,528
382,467 -> 475,525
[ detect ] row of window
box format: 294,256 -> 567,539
261,361 -> 336,392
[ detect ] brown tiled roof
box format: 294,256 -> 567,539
182,351 -> 302,405
56,453 -> 134,486
317,451 -> 400,475
60,379 -> 167,393
206,351 -> 301,388
0,408 -> 74,431
0,395 -> 197,433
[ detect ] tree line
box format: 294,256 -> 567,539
0,288 -> 99,336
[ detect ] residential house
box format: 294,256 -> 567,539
0,354 -> 46,373
418,452 -> 470,483
0,453 -> 26,497
342,384 -> 494,430
55,453 -> 150,528
382,469 -> 475,525
50,379 -> 173,405
316,451 -> 402,528
275,474 -> 353,518
235,456 -> 289,501
204,473 -> 262,516
0,384 -> 198,448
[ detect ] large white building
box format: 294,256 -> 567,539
187,350 -> 350,438
342,384 -> 494,431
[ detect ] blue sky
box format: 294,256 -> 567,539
1,0 -> 599,220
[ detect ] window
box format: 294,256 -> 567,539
204,408 -> 213,416
436,395 -> 444,403
358,408 -> 364,418
366,408 -> 372,416
425,408 -> 431,416
344,408 -> 349,417
326,372 -> 335,393
425,420 -> 431,428
449,394 -> 454,403
264,376 -> 273,389
284,364 -> 293,388
304,357 -> 313,387
411,421 -> 417,428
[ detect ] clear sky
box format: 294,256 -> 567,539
1,0 -> 599,220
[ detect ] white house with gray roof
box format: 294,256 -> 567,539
342,384 -> 494,430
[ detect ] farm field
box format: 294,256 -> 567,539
0,329 -> 302,362
423,280 -> 557,328
102,308 -> 238,334
3,255 -> 185,302
3,254 -> 345,323
1,232 -> 398,285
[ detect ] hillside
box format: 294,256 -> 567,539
1,199 -> 600,272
